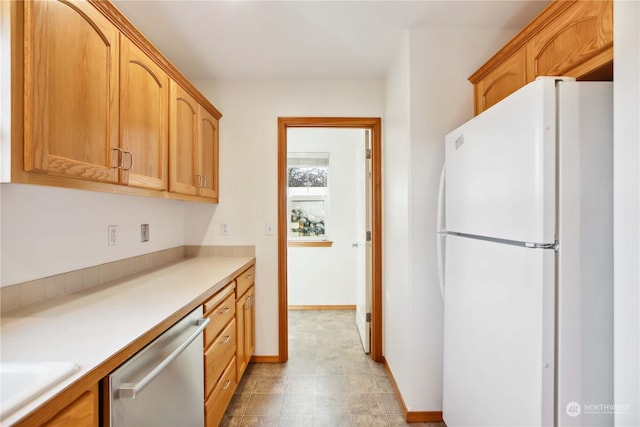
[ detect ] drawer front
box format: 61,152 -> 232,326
203,281 -> 235,315
205,319 -> 236,398
204,292 -> 236,348
205,356 -> 237,427
236,266 -> 255,298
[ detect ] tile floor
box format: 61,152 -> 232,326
221,309 -> 446,427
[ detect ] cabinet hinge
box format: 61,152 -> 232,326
366,231 -> 372,242
365,149 -> 372,159
366,312 -> 371,323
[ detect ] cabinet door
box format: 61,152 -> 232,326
120,37 -> 168,190
245,287 -> 255,363
474,48 -> 528,114
235,295 -> 247,379
169,81 -> 198,196
24,0 -> 119,183
43,386 -> 98,427
235,286 -> 255,380
198,107 -> 219,201
526,0 -> 613,80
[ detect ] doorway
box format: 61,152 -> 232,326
277,117 -> 382,363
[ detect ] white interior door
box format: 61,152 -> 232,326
355,130 -> 371,353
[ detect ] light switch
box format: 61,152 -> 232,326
220,223 -> 231,236
141,224 -> 150,242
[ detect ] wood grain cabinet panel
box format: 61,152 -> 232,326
198,106 -> 219,201
204,319 -> 236,398
205,357 -> 236,427
469,0 -> 613,115
169,81 -> 199,196
526,0 -> 613,80
474,49 -> 528,114
169,81 -> 220,200
204,292 -> 236,348
236,266 -> 255,299
42,385 -> 98,427
236,285 -> 255,379
23,0 -> 119,183
119,36 -> 169,190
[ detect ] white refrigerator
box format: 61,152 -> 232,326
439,77 -> 613,427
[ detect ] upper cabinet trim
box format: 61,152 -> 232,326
88,0 -> 222,120
469,0 -> 575,83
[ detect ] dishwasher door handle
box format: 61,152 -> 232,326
118,317 -> 210,399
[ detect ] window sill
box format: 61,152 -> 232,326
287,241 -> 333,248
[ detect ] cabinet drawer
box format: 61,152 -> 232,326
204,288 -> 235,347
205,356 -> 237,427
205,319 -> 236,398
236,266 -> 255,298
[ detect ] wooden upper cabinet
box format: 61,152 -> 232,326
470,0 -> 613,115
23,0 -> 119,183
169,81 -> 199,196
119,37 -> 169,191
169,81 -> 220,201
14,0 -> 222,201
526,0 -> 613,81
198,107 -> 219,201
474,49 -> 528,115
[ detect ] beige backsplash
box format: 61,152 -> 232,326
0,246 -> 255,314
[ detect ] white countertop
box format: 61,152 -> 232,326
0,256 -> 254,426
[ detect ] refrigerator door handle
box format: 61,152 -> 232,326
437,164 -> 446,300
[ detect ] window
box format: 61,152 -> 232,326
287,153 -> 329,240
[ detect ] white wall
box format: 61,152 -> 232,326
614,1 -> 640,425
187,79 -> 384,356
287,128 -> 363,306
383,31 -> 412,404
382,27 -> 517,412
0,184 -> 186,286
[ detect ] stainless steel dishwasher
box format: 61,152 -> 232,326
106,307 -> 209,427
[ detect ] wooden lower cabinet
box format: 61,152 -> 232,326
205,319 -> 237,398
42,385 -> 99,427
236,285 -> 256,379
236,266 -> 255,300
205,357 -> 237,427
203,281 -> 239,427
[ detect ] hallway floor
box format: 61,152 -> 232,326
221,309 -> 445,427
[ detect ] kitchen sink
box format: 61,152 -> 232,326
0,362 -> 79,418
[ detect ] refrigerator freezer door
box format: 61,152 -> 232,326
445,78 -> 557,244
442,235 -> 555,427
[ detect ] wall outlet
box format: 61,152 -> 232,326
108,225 -> 118,247
141,224 -> 150,242
220,223 -> 231,236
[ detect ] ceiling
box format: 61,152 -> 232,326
112,0 -> 550,81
